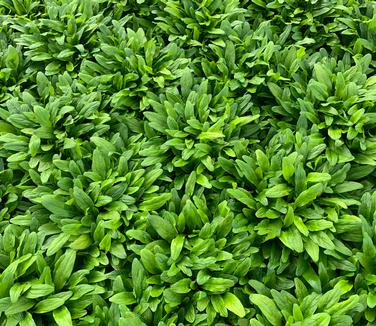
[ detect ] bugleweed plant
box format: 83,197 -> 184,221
0,0 -> 376,325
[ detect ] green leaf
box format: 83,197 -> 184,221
41,195 -> 76,218
295,184 -> 323,207
211,294 -> 227,317
119,313 -> 147,326
140,193 -> 172,211
309,80 -> 328,101
171,278 -> 191,294
69,234 -> 92,250
328,128 -> 342,140
132,258 -> 146,300
148,215 -> 177,241
5,297 -> 34,315
282,153 -> 296,182
47,233 -> 70,256
280,227 -> 304,252
255,149 -> 270,171
109,292 -> 137,305
10,283 -> 31,303
250,294 -> 282,326
26,284 -> 55,299
306,172 -> 331,183
170,235 -> 185,261
53,306 -> 73,326
197,131 -> 225,140
326,295 -> 359,316
310,231 -> 335,250
368,292 -> 376,309
230,115 -> 260,128
225,41 -> 235,69
181,68 -> 193,97
227,188 -> 256,209
304,238 -> 320,262
92,149 -> 107,179
5,45 -> 20,70
19,312 -> 36,326
140,248 -> 159,274
268,82 -> 283,99
306,220 -> 333,231
202,278 -> 235,293
313,63 -> 332,90
73,186 -> 94,210
265,184 -> 291,198
223,292 -> 246,317
196,174 -> 212,188
90,136 -> 116,153
334,181 -> 363,193
53,249 -> 76,290
34,297 -> 65,313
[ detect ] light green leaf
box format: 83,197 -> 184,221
280,227 -> 304,252
171,235 -> 185,261
250,294 -> 282,326
265,184 -> 291,198
223,292 -> 246,317
53,306 -> 73,326
148,215 -> 177,241
227,188 -> 256,209
109,292 -> 136,305
47,233 -> 70,256
295,184 -> 323,207
197,131 -> 225,140
132,258 -> 146,300
53,249 -> 76,290
140,193 -> 172,211
34,298 -> 65,314
306,172 -> 331,183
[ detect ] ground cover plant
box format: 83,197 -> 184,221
0,0 -> 376,325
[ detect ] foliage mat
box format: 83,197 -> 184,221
1,0 -> 376,325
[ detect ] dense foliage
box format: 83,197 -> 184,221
0,0 -> 376,325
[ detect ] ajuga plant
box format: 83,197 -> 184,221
0,0 -> 376,325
